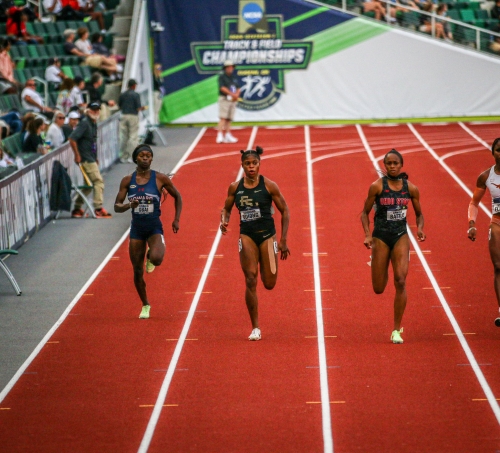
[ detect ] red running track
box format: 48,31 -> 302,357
0,124 -> 499,452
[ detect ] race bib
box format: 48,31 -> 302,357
386,209 -> 407,221
134,203 -> 154,215
493,198 -> 500,215
241,208 -> 261,222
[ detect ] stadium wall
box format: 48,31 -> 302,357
148,0 -> 500,123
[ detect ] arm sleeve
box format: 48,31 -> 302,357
468,201 -> 479,223
69,120 -> 87,142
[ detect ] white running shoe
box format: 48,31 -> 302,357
390,327 -> 404,344
224,133 -> 238,143
139,305 -> 150,319
216,132 -> 224,143
248,328 -> 261,341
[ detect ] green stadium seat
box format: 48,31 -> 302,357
459,9 -> 476,23
447,9 -> 461,21
61,66 -> 74,78
468,2 -> 482,10
460,27 -> 478,44
0,95 -> 10,112
475,9 -> 490,20
3,133 -> 23,156
14,69 -> 26,84
80,65 -> 92,81
402,11 -> 420,29
55,22 -> 68,35
71,65 -> 83,78
473,19 -> 485,28
0,166 -> 18,180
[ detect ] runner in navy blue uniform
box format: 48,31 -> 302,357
361,149 -> 425,344
114,144 -> 182,319
220,146 -> 290,341
467,138 -> 500,327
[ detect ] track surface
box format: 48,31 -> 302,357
0,124 -> 499,452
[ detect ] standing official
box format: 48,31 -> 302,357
216,60 -> 240,144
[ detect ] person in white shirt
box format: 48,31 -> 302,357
45,111 -> 66,149
44,58 -> 66,87
21,79 -> 54,119
75,27 -> 93,54
69,76 -> 86,110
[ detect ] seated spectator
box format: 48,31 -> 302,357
62,110 -> 79,140
419,2 -> 451,41
45,111 -> 66,149
21,79 -> 54,118
21,112 -> 36,142
43,0 -> 93,21
45,57 -> 66,88
362,0 -> 387,21
86,72 -> 116,120
69,75 -> 87,110
23,117 -> 48,154
6,9 -> 44,45
0,38 -> 19,94
0,146 -> 15,167
60,0 -> 105,31
64,29 -> 119,78
56,77 -> 76,114
492,0 -> 500,21
91,32 -> 125,63
0,110 -> 22,136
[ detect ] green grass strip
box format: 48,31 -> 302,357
282,6 -> 329,28
161,60 -> 196,78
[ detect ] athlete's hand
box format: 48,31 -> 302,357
468,227 -> 477,242
172,220 -> 179,233
279,239 -> 290,260
220,221 -> 229,235
130,199 -> 139,209
417,230 -> 426,242
364,235 -> 373,249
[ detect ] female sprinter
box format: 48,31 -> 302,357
361,149 -> 425,344
220,146 -> 290,341
467,138 -> 500,327
114,144 -> 182,319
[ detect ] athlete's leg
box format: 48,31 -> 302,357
239,234 -> 260,329
371,237 -> 391,294
390,234 -> 410,331
488,223 -> 500,308
129,238 -> 149,306
147,233 -> 165,267
258,236 -> 278,290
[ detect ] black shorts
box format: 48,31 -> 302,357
240,227 -> 276,247
130,217 -> 163,241
372,229 -> 407,251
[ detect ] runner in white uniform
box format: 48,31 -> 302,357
468,137 -> 500,327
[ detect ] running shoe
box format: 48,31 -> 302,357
495,317 -> 500,327
145,259 -> 155,274
95,207 -> 112,218
71,208 -> 84,218
216,132 -> 224,144
139,305 -> 150,319
248,328 -> 261,341
224,133 -> 238,143
391,328 -> 404,344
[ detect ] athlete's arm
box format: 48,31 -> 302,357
158,173 -> 182,233
220,182 -> 238,235
266,178 -> 290,260
361,180 -> 381,249
114,175 -> 137,213
408,181 -> 425,242
468,170 -> 488,242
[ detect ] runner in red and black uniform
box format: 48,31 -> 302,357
220,146 -> 290,341
361,149 -> 425,344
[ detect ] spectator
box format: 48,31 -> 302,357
0,146 -> 15,167
60,0 -> 105,31
91,32 -> 125,63
21,112 -> 36,141
56,77 -> 75,114
23,117 -> 48,154
0,110 -> 22,136
216,60 -> 240,144
43,0 -> 93,21
0,38 -> 19,94
118,79 -> 146,163
436,3 -> 453,42
362,0 -> 387,21
63,28 -> 119,78
45,57 -> 66,88
69,75 -> 86,110
69,102 -> 113,218
62,110 -> 79,140
153,63 -> 164,124
491,0 -> 500,21
419,2 -> 451,40
46,111 -> 66,149
6,9 -> 44,44
86,72 -> 115,120
21,79 -> 54,118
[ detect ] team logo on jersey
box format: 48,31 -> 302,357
190,0 -> 313,111
130,185 -> 137,188
492,182 -> 500,189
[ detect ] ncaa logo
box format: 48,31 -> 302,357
242,3 -> 263,24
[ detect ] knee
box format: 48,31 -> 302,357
394,277 -> 406,291
245,275 -> 258,290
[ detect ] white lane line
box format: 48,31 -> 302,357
137,126 -> 258,453
304,126 -> 334,453
357,124 -> 500,426
458,122 -> 491,150
407,123 -> 490,218
0,127 -> 208,405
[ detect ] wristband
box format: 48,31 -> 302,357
468,227 -> 477,233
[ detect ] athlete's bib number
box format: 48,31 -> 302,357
493,203 -> 500,215
387,209 -> 407,221
135,203 -> 154,215
241,208 -> 261,222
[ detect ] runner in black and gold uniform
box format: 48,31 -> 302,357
361,149 -> 425,344
220,146 -> 290,341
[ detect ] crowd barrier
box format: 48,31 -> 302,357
0,113 -> 120,250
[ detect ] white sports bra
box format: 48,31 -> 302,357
485,166 -> 500,216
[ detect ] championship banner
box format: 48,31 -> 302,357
148,0 -> 500,123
